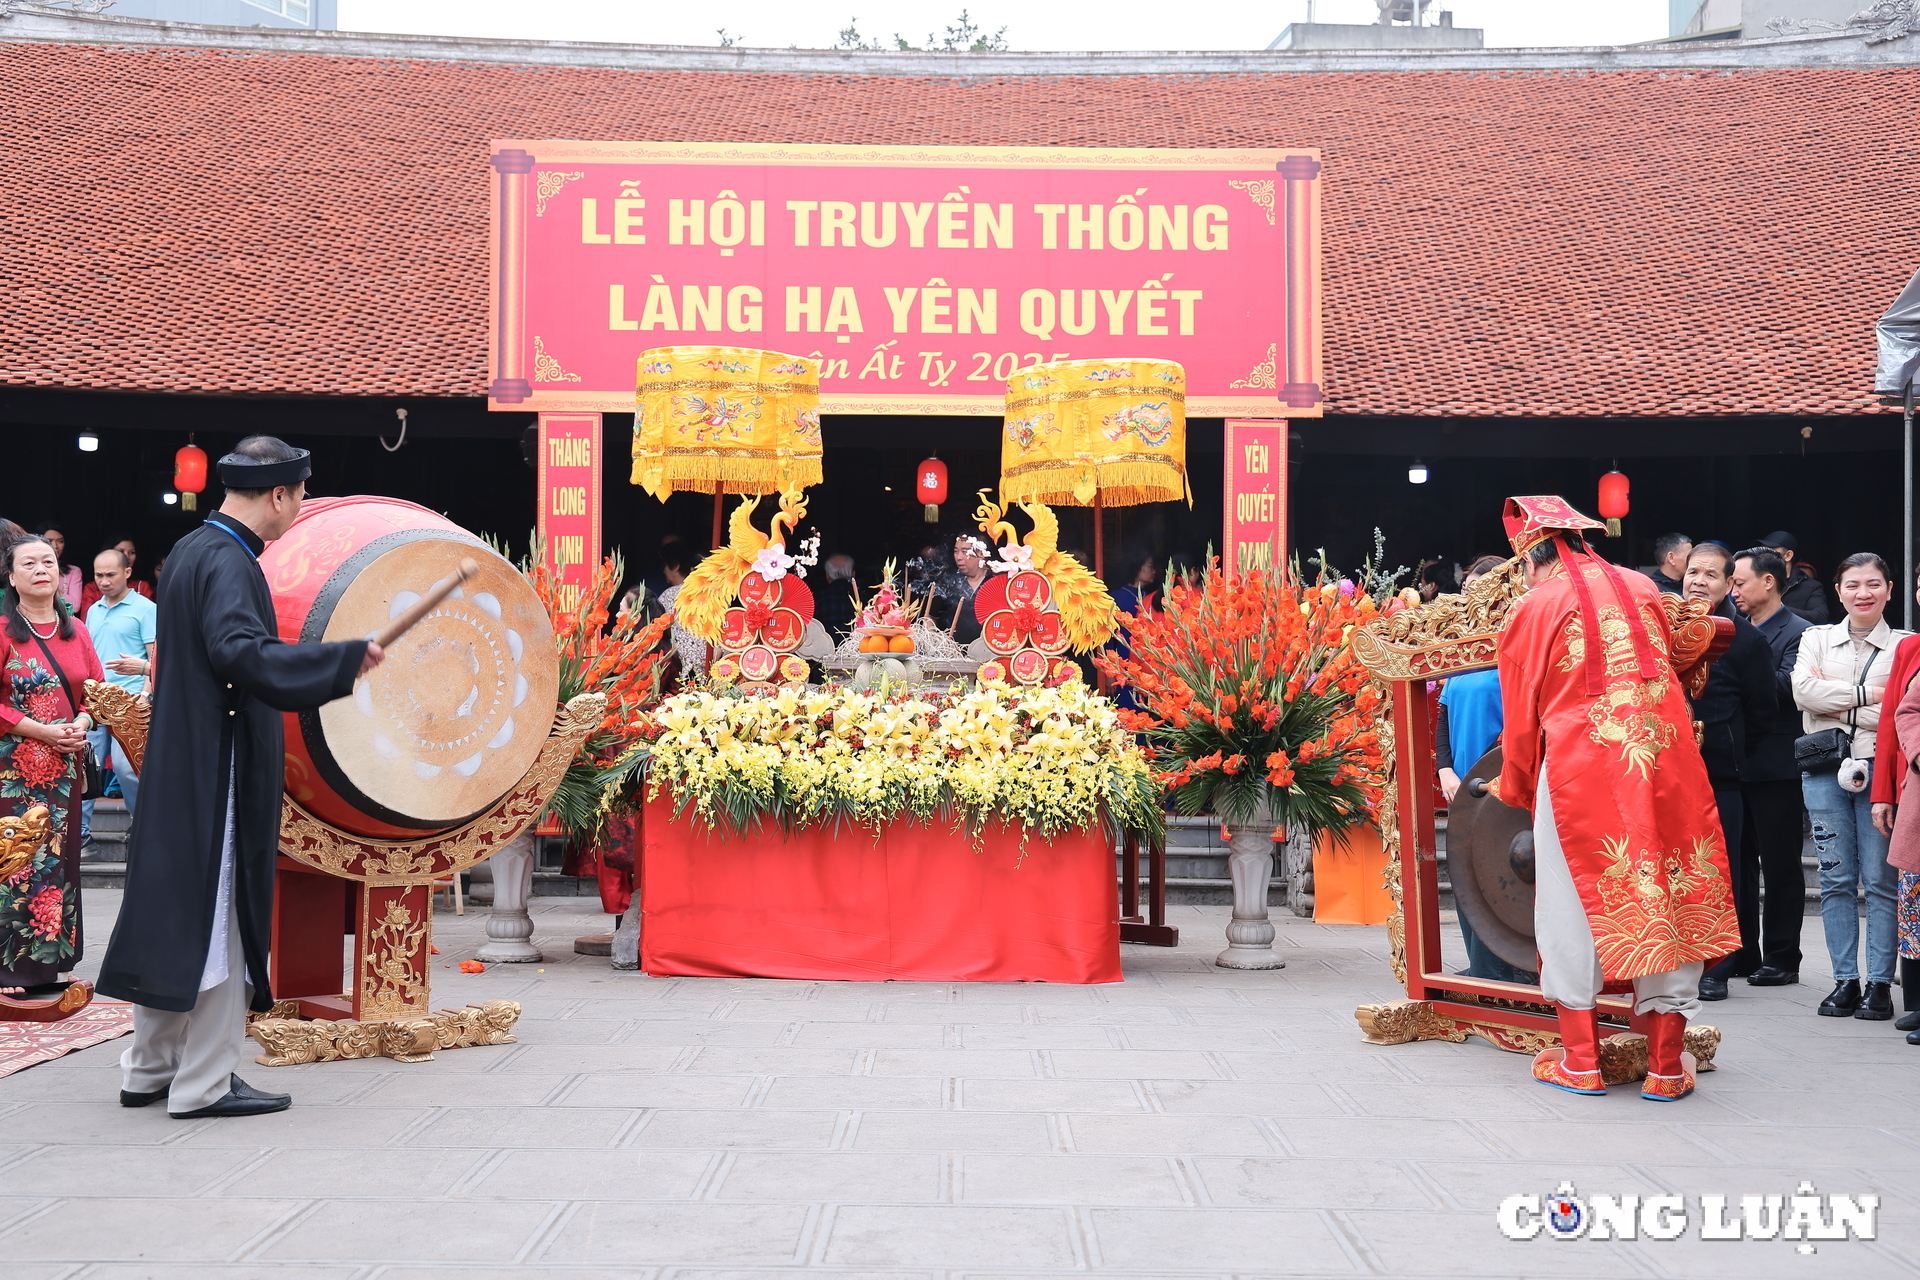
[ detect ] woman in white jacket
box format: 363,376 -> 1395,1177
1793,553 -> 1911,1020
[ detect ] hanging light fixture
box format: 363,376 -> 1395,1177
174,434 -> 208,512
917,454 -> 949,523
77,433 -> 100,452
1597,468 -> 1630,537
163,493 -> 178,506
1407,458 -> 1429,484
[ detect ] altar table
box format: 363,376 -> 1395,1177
639,799 -> 1123,983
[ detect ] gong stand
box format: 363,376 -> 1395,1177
86,682 -> 602,1066
1346,564 -> 1726,1079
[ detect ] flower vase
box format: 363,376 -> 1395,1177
475,832 -> 543,963
1215,807 -> 1286,970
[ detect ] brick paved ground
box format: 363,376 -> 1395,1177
2,888 -> 1916,1278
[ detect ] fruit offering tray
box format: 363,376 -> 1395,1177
823,621 -> 973,668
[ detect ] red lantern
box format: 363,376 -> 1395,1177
917,455 -> 949,524
174,435 -> 208,512
1596,470 -> 1629,537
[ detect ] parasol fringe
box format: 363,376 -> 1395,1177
631,456 -> 824,501
1000,463 -> 1186,510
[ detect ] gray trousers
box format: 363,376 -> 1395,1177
1534,760 -> 1702,1018
119,901 -> 249,1114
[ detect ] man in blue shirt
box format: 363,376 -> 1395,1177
83,547 -> 156,852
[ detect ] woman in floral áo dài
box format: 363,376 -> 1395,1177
0,534 -> 105,995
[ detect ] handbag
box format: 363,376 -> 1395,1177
1794,643 -> 1879,776
25,632 -> 106,801
1794,727 -> 1850,774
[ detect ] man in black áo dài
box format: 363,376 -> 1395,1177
97,437 -> 382,1119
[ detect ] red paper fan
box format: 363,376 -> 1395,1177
775,574 -> 815,625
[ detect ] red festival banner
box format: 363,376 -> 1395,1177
535,412 -> 601,616
1222,419 -> 1288,575
487,141 -> 1323,417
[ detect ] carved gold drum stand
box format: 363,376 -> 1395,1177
87,681 -> 600,1065
1347,559 -> 1728,1084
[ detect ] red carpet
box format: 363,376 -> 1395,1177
0,1003 -> 134,1078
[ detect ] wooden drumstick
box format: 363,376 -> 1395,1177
372,559 -> 480,649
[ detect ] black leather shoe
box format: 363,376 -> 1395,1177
1698,977 -> 1729,1001
170,1089 -> 291,1119
1818,978 -> 1863,1017
1895,1009 -> 1920,1032
1909,1028 -> 1920,1046
119,1086 -> 168,1108
1747,966 -> 1799,986
1856,982 -> 1896,1021
229,1074 -> 290,1104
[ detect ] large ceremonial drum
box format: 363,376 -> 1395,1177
259,497 -> 559,840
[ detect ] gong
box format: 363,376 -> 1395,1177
1446,744 -> 1538,971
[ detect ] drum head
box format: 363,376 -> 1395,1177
1446,744 -> 1538,971
309,537 -> 558,830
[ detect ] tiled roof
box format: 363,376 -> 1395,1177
2,42 -> 1914,416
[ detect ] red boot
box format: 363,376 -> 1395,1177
1532,1004 -> 1608,1095
1640,1010 -> 1695,1101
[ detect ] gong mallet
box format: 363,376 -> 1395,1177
372,558 -> 481,649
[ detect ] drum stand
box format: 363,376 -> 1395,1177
85,683 -> 602,1066
1346,568 -> 1725,1084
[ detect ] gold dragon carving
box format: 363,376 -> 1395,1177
1375,699 -> 1406,985
1355,999 -> 1720,1079
249,1000 -> 522,1067
360,895 -> 432,1020
84,681 -> 150,774
0,804 -> 52,882
278,692 -> 603,881
1349,557 -> 1528,682
1352,557 -> 1724,687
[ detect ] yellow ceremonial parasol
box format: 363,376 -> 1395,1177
632,346 -> 823,545
1000,357 -> 1189,576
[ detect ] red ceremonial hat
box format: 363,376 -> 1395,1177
1502,495 -> 1606,557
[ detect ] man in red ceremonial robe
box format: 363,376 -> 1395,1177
1491,496 -> 1740,1102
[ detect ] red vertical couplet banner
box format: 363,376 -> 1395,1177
1222,419 -> 1288,576
536,412 -> 602,616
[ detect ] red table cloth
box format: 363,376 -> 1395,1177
639,798 -> 1123,983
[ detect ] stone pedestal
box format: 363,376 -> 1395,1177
474,833 -> 543,963
1216,822 -> 1287,970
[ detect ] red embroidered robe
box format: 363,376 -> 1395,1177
1494,559 -> 1739,979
